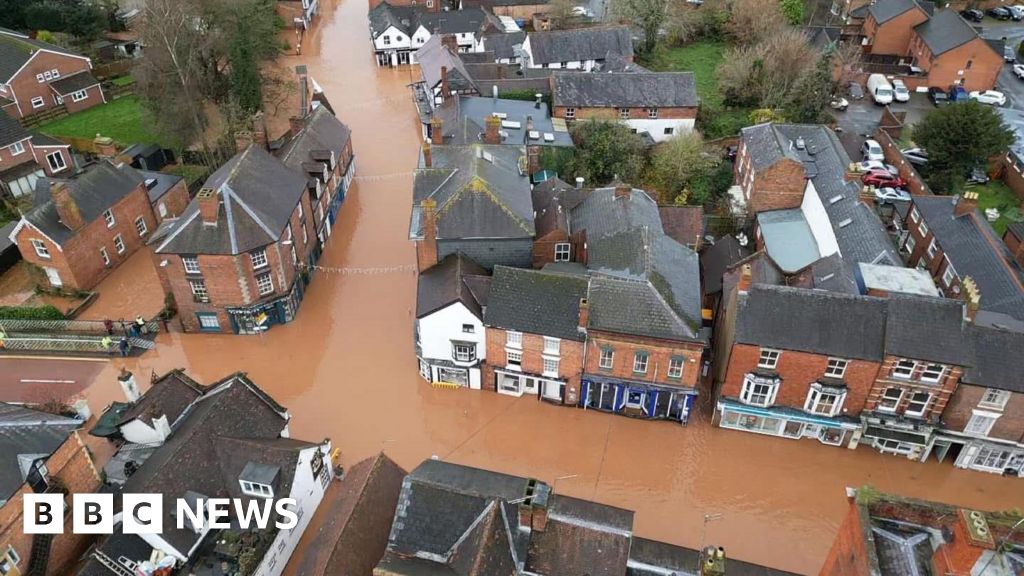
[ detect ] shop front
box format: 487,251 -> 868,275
716,400 -> 859,447
580,375 -> 694,424
417,357 -> 481,389
494,368 -> 565,401
226,281 -> 304,335
858,419 -> 934,460
952,438 -> 1024,477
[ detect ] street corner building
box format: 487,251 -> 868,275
150,99 -> 354,334
81,369 -> 335,576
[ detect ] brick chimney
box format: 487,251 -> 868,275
484,115 -> 502,144
94,134 -> 117,158
737,263 -> 752,294
527,146 -> 539,174
417,198 -> 438,270
430,116 -> 444,143
422,140 -> 432,168
440,66 -> 450,98
613,184 -> 631,199
252,111 -> 268,149
844,163 -> 862,182
962,276 -> 981,322
954,191 -> 979,218
196,188 -> 220,225
234,131 -> 253,153
578,298 -> 588,330
51,181 -> 84,230
700,547 -> 726,576
289,116 -> 306,137
441,34 -> 458,52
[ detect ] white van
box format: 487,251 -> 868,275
867,74 -> 893,105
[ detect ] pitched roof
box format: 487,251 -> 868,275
1009,220 -> 1024,240
883,293 -> 971,365
552,72 -> 698,108
410,144 -> 534,241
701,235 -> 752,294
118,370 -> 205,427
368,1 -> 421,37
23,161 -> 145,245
570,187 -> 663,241
587,228 -> 703,342
0,28 -> 87,82
963,325 -> 1024,392
526,495 -> 634,575
913,195 -> 1024,320
484,265 -> 588,340
155,145 -> 308,255
657,205 -> 704,247
0,108 -> 29,147
482,30 -> 526,60
48,70 -> 100,95
0,403 -> 82,502
526,26 -> 633,65
416,34 -> 477,93
275,105 -> 353,173
368,2 -> 497,37
868,0 -> 928,23
417,252 -> 489,318
913,10 -> 987,56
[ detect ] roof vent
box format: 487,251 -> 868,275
838,218 -> 853,228
528,130 -> 540,140
795,137 -> 806,150
501,120 -> 521,129
482,150 -> 494,163
492,112 -> 508,119
144,178 -> 158,190
829,194 -> 843,204
543,133 -> 555,142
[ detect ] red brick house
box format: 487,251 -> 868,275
734,124 -> 809,215
0,110 -> 73,199
8,160 -> 159,290
483,265 -> 588,404
861,0 -> 931,56
0,28 -> 104,119
0,405 -> 100,576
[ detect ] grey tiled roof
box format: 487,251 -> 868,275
913,10 -> 986,56
552,72 -> 697,108
155,146 -> 308,255
139,170 -> 182,203
527,26 -> 633,65
416,35 -> 476,93
963,324 -> 1024,393
868,0 -> 927,23
569,187 -> 662,241
587,228 -> 703,342
369,3 -> 497,37
913,196 -> 1024,320
482,31 -> 525,60
883,293 -> 971,365
0,28 -> 87,82
368,1 -> 420,37
484,265 -> 587,341
0,403 -> 81,502
700,235 -> 751,294
48,71 -> 100,95
1009,221 -> 1024,240
0,108 -> 29,147
416,252 -> 488,318
275,105 -> 352,174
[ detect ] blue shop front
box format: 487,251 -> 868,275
580,374 -> 695,424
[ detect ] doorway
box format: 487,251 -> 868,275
44,267 -> 62,287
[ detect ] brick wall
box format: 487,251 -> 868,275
482,327 -> 585,402
923,37 -> 1002,93
153,179 -> 191,223
30,144 -> 73,177
0,137 -> 35,171
0,430 -> 101,576
60,84 -> 104,115
740,157 -> 806,214
438,238 -> 533,270
865,355 -> 962,421
1004,225 -> 1024,267
720,343 -> 878,415
817,498 -> 872,576
865,10 -> 929,56
900,202 -> 961,297
6,51 -> 92,118
585,331 -> 703,389
874,129 -> 930,196
1000,152 -> 1024,202
942,383 -> 1024,443
532,229 -> 569,268
14,184 -> 157,290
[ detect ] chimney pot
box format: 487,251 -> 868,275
535,93 -> 542,108
51,181 -> 85,231
575,177 -> 584,189
430,116 -> 444,143
484,115 -> 502,144
962,276 -> 981,322
738,263 -> 753,294
197,187 -> 220,225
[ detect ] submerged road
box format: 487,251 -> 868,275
33,0 -> 1024,572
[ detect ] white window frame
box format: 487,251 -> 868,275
904,391 -> 931,418
46,150 -> 66,172
667,357 -> 684,379
134,216 -> 147,236
182,256 -> 200,274
103,209 -> 116,228
633,353 -> 648,374
919,364 -> 945,383
100,246 -> 109,266
31,96 -> 44,109
804,386 -> 846,417
892,359 -> 915,379
740,375 -> 778,407
647,108 -> 658,119
113,234 -> 125,254
250,248 -> 269,269
30,239 -> 50,259
197,313 -> 220,330
189,279 -> 208,300
979,388 -> 1010,410
239,480 -> 273,498
506,331 -> 522,349
918,219 -> 929,237
543,336 -> 560,355
964,412 -> 998,436
506,349 -> 523,369
9,141 -> 24,155
70,89 -> 88,102
972,446 -> 1012,471
926,238 -> 937,259
941,262 -> 956,287
904,233 -> 915,254
877,387 -> 903,412
36,73 -> 45,83
758,348 -> 780,370
565,107 -> 575,119
453,343 -> 476,363
7,546 -> 20,566
825,358 -> 848,379
554,242 -> 571,261
618,108 -> 629,119
255,272 -> 274,296
625,390 -> 645,409
599,348 -> 613,369
542,357 -> 559,377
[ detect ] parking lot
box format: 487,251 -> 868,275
833,91 -> 934,160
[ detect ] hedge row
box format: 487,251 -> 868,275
0,305 -> 66,320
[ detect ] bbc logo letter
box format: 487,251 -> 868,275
23,494 -> 64,534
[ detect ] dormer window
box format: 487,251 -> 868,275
239,461 -> 279,498
239,480 -> 274,498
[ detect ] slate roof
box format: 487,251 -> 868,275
552,72 -> 697,108
527,26 -> 633,65
913,10 -> 988,57
48,71 -> 100,95
30,133 -> 66,147
416,35 -> 476,93
883,293 -> 971,365
700,235 -> 751,295
138,169 -> 182,203
913,195 -> 1024,320
410,144 -> 534,241
369,2 -> 497,37
118,370 -> 205,427
77,531 -> 156,576
484,265 -> 588,341
1009,221 -> 1024,240
155,145 -> 308,255
736,284 -> 889,361
569,187 -> 663,241
482,31 -> 525,60
417,252 -> 489,318
0,28 -> 88,82
598,52 -> 650,73
0,403 -> 82,503
868,0 -> 928,24
116,372 -> 295,555
0,108 -> 29,147
368,1 -> 421,37
23,161 -> 144,245
434,96 -> 573,147
962,324 -> 1024,393
626,537 -> 801,576
526,495 -> 633,576
275,104 -> 353,174
586,228 -> 703,342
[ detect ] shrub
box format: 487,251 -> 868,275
779,0 -> 805,25
0,305 -> 65,320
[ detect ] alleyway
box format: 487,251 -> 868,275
61,1 -> 1024,573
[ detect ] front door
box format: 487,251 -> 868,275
44,267 -> 62,287
397,50 -> 410,65
522,377 -> 539,396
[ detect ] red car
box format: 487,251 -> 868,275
861,169 -> 906,188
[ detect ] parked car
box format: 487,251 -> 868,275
987,7 -> 1012,20
867,73 -> 894,105
571,6 -> 591,16
1015,64 -> 1024,79
862,170 -> 907,188
725,145 -> 737,162
1009,5 -> 1024,19
928,87 -> 950,106
949,85 -> 969,102
848,82 -> 865,100
830,96 -> 849,110
967,167 -> 990,184
970,90 -> 1007,106
901,147 -> 929,166
858,160 -> 899,175
1006,45 -> 1018,63
875,187 -> 912,203
960,8 -> 984,22
892,79 -> 910,103
862,139 -> 885,162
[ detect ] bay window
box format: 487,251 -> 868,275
740,374 -> 779,407
804,385 -> 845,417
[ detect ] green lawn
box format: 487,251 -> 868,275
38,96 -> 156,146
110,75 -> 135,87
971,180 -> 1022,235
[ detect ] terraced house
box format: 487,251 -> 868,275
0,27 -> 104,119
0,109 -> 72,199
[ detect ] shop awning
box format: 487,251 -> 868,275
719,400 -> 860,429
863,426 -> 929,446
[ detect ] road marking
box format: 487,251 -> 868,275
21,379 -> 77,384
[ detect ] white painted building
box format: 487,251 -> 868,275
369,3 -> 496,67
521,26 -> 633,71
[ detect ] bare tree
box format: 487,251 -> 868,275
725,0 -> 786,46
717,27 -> 816,108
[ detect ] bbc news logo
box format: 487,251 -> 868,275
24,494 -> 298,534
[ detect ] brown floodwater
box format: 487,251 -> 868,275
53,1 -> 1024,573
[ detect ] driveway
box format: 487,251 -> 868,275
834,90 -> 935,158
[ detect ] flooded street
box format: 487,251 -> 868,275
51,0 -> 1024,573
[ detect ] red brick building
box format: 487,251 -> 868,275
0,110 -> 73,199
734,124 -> 809,215
861,0 -> 931,56
8,160 -> 159,290
0,28 -> 104,119
1005,222 -> 1024,267
0,406 -> 100,576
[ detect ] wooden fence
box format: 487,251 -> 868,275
20,105 -> 69,129
94,60 -> 133,80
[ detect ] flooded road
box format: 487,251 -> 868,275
50,0 -> 1024,573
